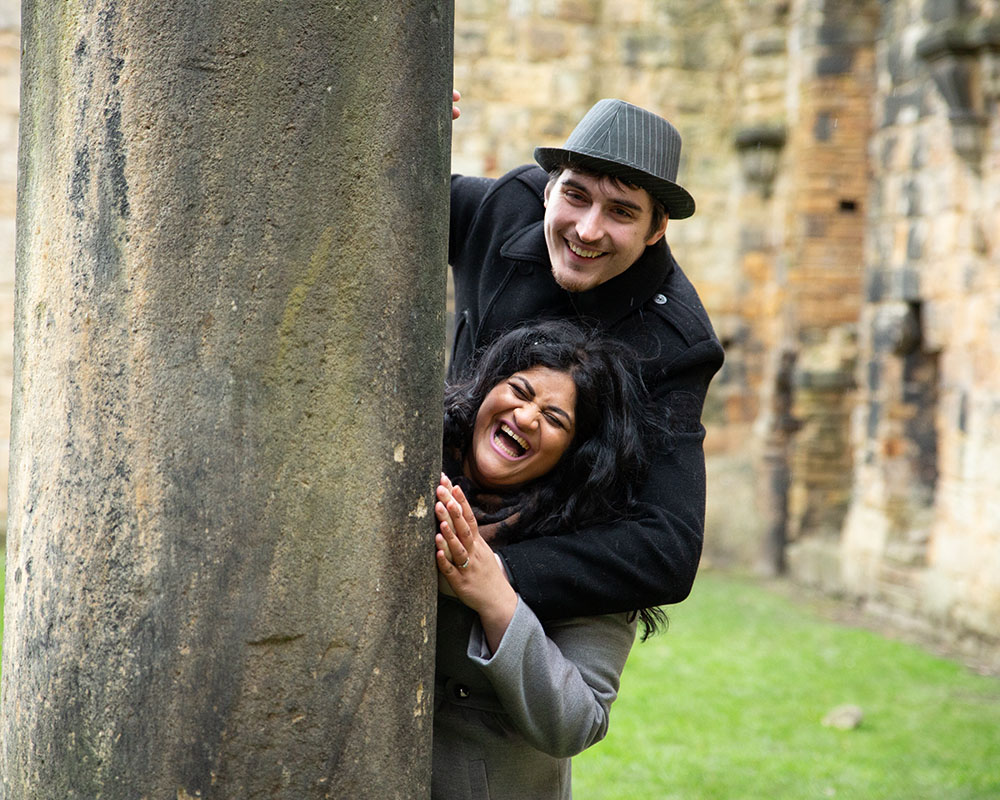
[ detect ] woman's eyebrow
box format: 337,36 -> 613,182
512,375 -> 534,394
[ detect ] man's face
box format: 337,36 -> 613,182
543,169 -> 668,293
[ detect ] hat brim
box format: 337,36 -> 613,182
534,146 -> 695,220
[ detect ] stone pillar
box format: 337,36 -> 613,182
2,2 -> 452,798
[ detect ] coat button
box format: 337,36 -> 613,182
455,684 -> 471,700
653,293 -> 667,304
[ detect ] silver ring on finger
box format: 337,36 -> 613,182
458,557 -> 470,569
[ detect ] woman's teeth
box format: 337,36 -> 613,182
568,241 -> 602,259
494,423 -> 528,457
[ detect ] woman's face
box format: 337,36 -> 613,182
465,365 -> 577,490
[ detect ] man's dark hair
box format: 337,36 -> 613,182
443,319 -> 670,638
546,162 -> 668,239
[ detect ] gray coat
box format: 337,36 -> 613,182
432,596 -> 636,799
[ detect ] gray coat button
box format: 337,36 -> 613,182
653,293 -> 667,304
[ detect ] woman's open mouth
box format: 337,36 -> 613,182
492,422 -> 530,459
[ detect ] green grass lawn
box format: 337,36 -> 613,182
574,571 -> 1000,799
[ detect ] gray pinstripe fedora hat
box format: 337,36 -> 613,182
534,98 -> 695,219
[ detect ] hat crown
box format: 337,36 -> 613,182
563,99 -> 682,183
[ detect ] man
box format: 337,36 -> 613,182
448,98 -> 724,619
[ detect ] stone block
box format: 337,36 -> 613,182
549,0 -> 599,23
882,90 -> 922,126
454,23 -> 490,58
601,1 -> 646,25
816,50 -> 855,76
0,72 -> 17,115
0,182 -> 13,218
703,451 -> 766,568
456,0 -> 499,18
526,24 -> 571,60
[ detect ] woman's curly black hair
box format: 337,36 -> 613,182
443,319 -> 670,638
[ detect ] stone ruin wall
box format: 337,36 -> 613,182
0,1 -> 996,653
840,0 -> 1000,652
454,0 -> 1000,656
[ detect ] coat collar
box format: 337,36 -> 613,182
500,222 -> 675,328
499,220 -> 549,263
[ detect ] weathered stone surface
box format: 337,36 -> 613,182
2,1 -> 452,798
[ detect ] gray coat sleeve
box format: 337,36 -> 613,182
466,598 -> 637,758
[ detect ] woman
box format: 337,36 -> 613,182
432,320 -> 668,800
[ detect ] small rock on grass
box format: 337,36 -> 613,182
822,704 -> 863,730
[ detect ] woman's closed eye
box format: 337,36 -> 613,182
544,410 -> 569,430
509,380 -> 532,400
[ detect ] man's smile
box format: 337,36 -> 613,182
567,240 -> 605,259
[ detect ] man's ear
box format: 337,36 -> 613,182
543,179 -> 552,207
646,214 -> 669,246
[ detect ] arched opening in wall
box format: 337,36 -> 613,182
864,299 -> 940,570
901,323 -> 939,498
757,347 -> 799,576
884,301 -> 939,562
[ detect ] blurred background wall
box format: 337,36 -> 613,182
451,0 -> 1000,661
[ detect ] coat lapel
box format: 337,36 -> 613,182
568,240 -> 674,328
486,222 -> 676,338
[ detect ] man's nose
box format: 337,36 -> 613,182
575,205 -> 603,242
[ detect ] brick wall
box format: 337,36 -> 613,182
781,0 -> 878,567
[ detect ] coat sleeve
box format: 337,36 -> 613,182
449,174 -> 495,267
467,598 -> 636,758
498,335 -> 725,619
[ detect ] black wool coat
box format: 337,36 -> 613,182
449,165 -> 725,620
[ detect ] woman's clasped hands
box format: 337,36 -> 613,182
435,473 -> 518,653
